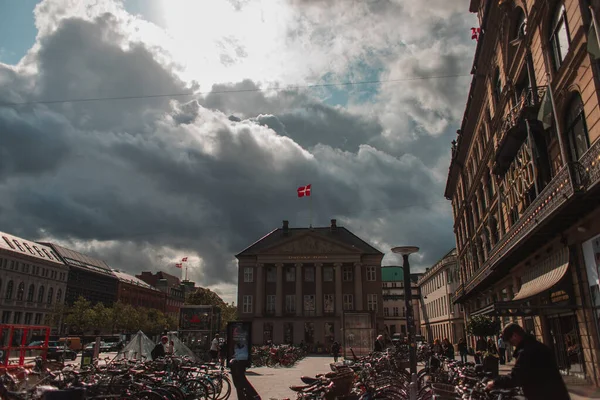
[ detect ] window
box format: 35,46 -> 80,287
343,266 -> 353,281
13,312 -> 21,324
304,267 -> 315,282
285,295 -> 296,313
550,3 -> 570,70
3,236 -> 15,249
323,267 -> 334,282
366,266 -> 376,281
324,294 -> 334,313
1,311 -> 10,324
16,282 -> 24,301
286,267 -> 296,282
32,246 -> 45,257
242,295 -> 253,313
27,284 -> 35,302
384,307 -> 389,317
266,267 -> 276,282
493,67 -> 502,104
37,286 -> 45,303
23,243 -> 35,255
367,294 -> 378,311
343,294 -> 354,311
304,295 -> 315,313
243,267 -> 254,282
266,295 -> 276,314
24,313 -> 32,325
12,240 -> 25,252
34,313 -> 43,325
47,287 -> 54,305
42,249 -> 54,260
56,289 -> 62,303
564,93 -> 590,161
393,307 -> 399,317
5,280 -> 13,299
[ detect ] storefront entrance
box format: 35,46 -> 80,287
548,314 -> 586,381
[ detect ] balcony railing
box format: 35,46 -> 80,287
579,137 -> 600,191
464,165 -> 573,295
453,284 -> 465,303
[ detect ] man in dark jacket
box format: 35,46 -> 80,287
486,323 -> 570,400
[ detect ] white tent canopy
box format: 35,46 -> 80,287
116,331 -> 155,360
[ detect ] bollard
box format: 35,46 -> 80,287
409,380 -> 417,400
411,372 -> 418,389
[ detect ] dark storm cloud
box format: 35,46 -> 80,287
0,0 -> 471,288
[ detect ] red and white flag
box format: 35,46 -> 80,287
181,257 -> 188,262
297,184 -> 311,198
175,263 -> 182,269
471,27 -> 481,41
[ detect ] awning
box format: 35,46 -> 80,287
512,247 -> 569,301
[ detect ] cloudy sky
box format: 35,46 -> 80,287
0,0 -> 477,303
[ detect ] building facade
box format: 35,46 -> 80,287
445,0 -> 600,385
44,243 -> 118,306
113,270 -> 165,311
381,267 -> 422,338
137,271 -> 185,319
236,220 -> 384,349
418,249 -> 465,344
0,232 -> 69,328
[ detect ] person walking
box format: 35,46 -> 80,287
497,336 -> 506,365
443,338 -> 455,360
151,336 -> 168,360
374,335 -> 385,352
331,341 -> 341,362
486,323 -> 570,400
432,338 -> 443,355
458,338 -> 468,363
210,334 -> 220,362
475,336 -> 486,364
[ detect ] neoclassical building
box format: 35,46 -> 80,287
236,220 -> 384,350
445,0 -> 600,386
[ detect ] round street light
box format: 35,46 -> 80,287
391,246 -> 419,376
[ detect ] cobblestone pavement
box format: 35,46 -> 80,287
229,356 -> 335,400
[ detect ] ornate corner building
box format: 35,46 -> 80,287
445,0 -> 600,386
236,220 -> 384,352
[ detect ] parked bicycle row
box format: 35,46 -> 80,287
251,345 -> 307,368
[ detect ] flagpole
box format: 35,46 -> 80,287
545,72 -> 569,169
185,264 -> 188,281
309,185 -> 313,228
591,6 -> 600,57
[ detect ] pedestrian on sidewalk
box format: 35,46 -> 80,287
486,323 -> 570,400
331,341 -> 341,363
497,336 -> 506,365
458,338 -> 468,363
443,338 -> 455,360
374,335 -> 385,352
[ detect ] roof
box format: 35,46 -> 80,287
236,225 -> 383,257
41,242 -> 116,277
112,270 -> 160,291
0,231 -> 65,266
381,266 -> 422,283
417,248 -> 457,285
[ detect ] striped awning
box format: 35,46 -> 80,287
512,247 -> 569,301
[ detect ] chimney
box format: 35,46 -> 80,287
330,219 -> 337,232
282,220 -> 289,233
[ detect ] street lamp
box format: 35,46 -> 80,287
391,246 -> 419,375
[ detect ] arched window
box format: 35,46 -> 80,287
47,287 -> 54,305
5,280 -> 13,300
513,8 -> 526,40
17,282 -> 25,301
27,284 -> 35,302
38,286 -> 45,303
56,289 -> 62,303
493,68 -> 502,104
549,2 -> 570,70
564,93 -> 590,161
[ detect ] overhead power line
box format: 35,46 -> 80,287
0,73 -> 470,107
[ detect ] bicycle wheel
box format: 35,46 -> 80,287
215,375 -> 232,400
133,390 -> 165,400
180,379 -> 210,400
161,384 -> 186,400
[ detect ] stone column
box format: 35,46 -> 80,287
354,263 -> 363,311
255,263 -> 264,317
334,263 -> 343,316
295,263 -> 303,316
315,263 -> 323,316
275,263 -> 283,317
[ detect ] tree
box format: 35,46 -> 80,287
65,297 -> 96,334
186,287 -> 238,330
467,315 -> 501,338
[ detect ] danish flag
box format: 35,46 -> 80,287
181,257 -> 188,262
471,27 -> 481,41
297,184 -> 311,198
175,263 -> 182,269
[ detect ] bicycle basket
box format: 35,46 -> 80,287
431,383 -> 458,399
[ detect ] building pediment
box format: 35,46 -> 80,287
260,233 -> 361,255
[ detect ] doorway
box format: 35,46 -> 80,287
548,314 -> 586,381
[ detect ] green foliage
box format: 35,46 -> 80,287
466,315 -> 501,338
62,296 -> 175,335
186,287 -> 237,330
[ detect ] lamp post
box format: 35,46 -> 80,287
391,246 -> 419,375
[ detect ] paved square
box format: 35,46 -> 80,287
229,356 -> 336,399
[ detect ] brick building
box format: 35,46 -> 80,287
236,220 -> 384,348
445,0 -> 600,385
137,271 -> 185,319
113,270 -> 164,311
